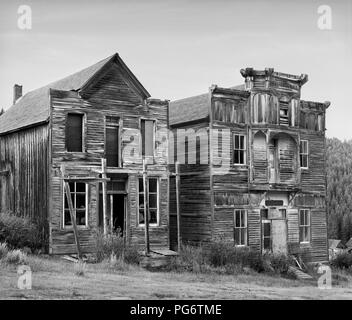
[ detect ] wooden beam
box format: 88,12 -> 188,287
175,161 -> 182,252
101,158 -> 108,236
64,181 -> 82,259
143,159 -> 150,255
62,177 -> 110,182
110,195 -> 114,234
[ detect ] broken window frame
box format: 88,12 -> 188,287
105,116 -> 121,167
233,134 -> 247,165
137,177 -> 159,227
300,140 -> 309,169
65,113 -> 85,152
140,119 -> 155,158
299,209 -> 311,243
234,209 -> 248,246
63,181 -> 88,229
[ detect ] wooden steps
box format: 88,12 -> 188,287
288,266 -> 313,280
140,249 -> 178,270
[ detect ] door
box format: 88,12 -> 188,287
261,208 -> 288,254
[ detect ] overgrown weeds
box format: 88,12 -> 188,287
0,212 -> 45,251
95,230 -> 141,266
167,241 -> 295,277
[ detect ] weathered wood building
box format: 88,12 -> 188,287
169,68 -> 330,262
0,53 -> 169,254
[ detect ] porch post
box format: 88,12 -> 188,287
143,159 -> 150,255
101,158 -> 108,236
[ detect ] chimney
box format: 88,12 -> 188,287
13,84 -> 22,105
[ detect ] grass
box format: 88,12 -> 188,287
1,254 -> 352,300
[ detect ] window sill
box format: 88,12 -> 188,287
137,224 -> 160,228
62,226 -> 89,231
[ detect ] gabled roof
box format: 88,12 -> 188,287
0,53 -> 150,135
169,84 -> 245,126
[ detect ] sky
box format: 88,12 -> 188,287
0,0 -> 351,139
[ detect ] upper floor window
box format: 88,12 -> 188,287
66,113 -> 83,152
141,119 -> 155,157
105,116 -> 120,167
63,182 -> 88,228
233,134 -> 246,165
300,140 -> 309,169
299,209 -> 310,243
138,177 -> 159,226
234,209 -> 247,246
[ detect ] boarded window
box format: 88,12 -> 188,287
299,209 -> 310,243
290,99 -> 299,127
252,93 -> 270,124
213,99 -> 246,123
300,140 -> 309,168
63,182 -> 87,227
105,117 -> 119,167
141,120 -> 154,157
279,102 -> 289,126
138,177 -> 158,225
66,114 -> 83,152
233,134 -> 246,165
234,209 -> 247,246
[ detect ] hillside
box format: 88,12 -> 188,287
326,138 -> 352,242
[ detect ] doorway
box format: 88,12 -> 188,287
109,194 -> 125,234
261,208 -> 288,254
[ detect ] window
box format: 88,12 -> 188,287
105,116 -> 120,167
141,119 -> 154,157
234,209 -> 247,246
66,113 -> 83,152
138,178 -> 158,226
233,134 -> 246,165
279,105 -> 289,126
63,182 -> 88,227
300,140 -> 309,168
299,209 -> 310,243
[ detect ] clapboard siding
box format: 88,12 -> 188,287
48,61 -> 169,254
169,69 -> 328,263
0,124 -> 49,243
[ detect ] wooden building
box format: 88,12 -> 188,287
0,53 -> 169,254
169,68 -> 330,263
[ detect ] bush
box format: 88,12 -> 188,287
331,252 -> 352,269
264,253 -> 294,275
0,212 -> 43,251
95,231 -> 141,265
0,242 -> 8,259
4,249 -> 27,265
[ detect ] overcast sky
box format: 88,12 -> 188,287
0,0 -> 351,139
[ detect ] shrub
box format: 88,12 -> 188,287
123,245 -> 141,265
331,252 -> 352,269
264,253 -> 294,275
0,242 -> 8,259
0,212 -> 43,251
4,249 -> 27,265
95,230 -> 141,265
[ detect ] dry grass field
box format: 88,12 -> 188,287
1,255 -> 352,300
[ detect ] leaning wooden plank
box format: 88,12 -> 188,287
64,181 -> 82,259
